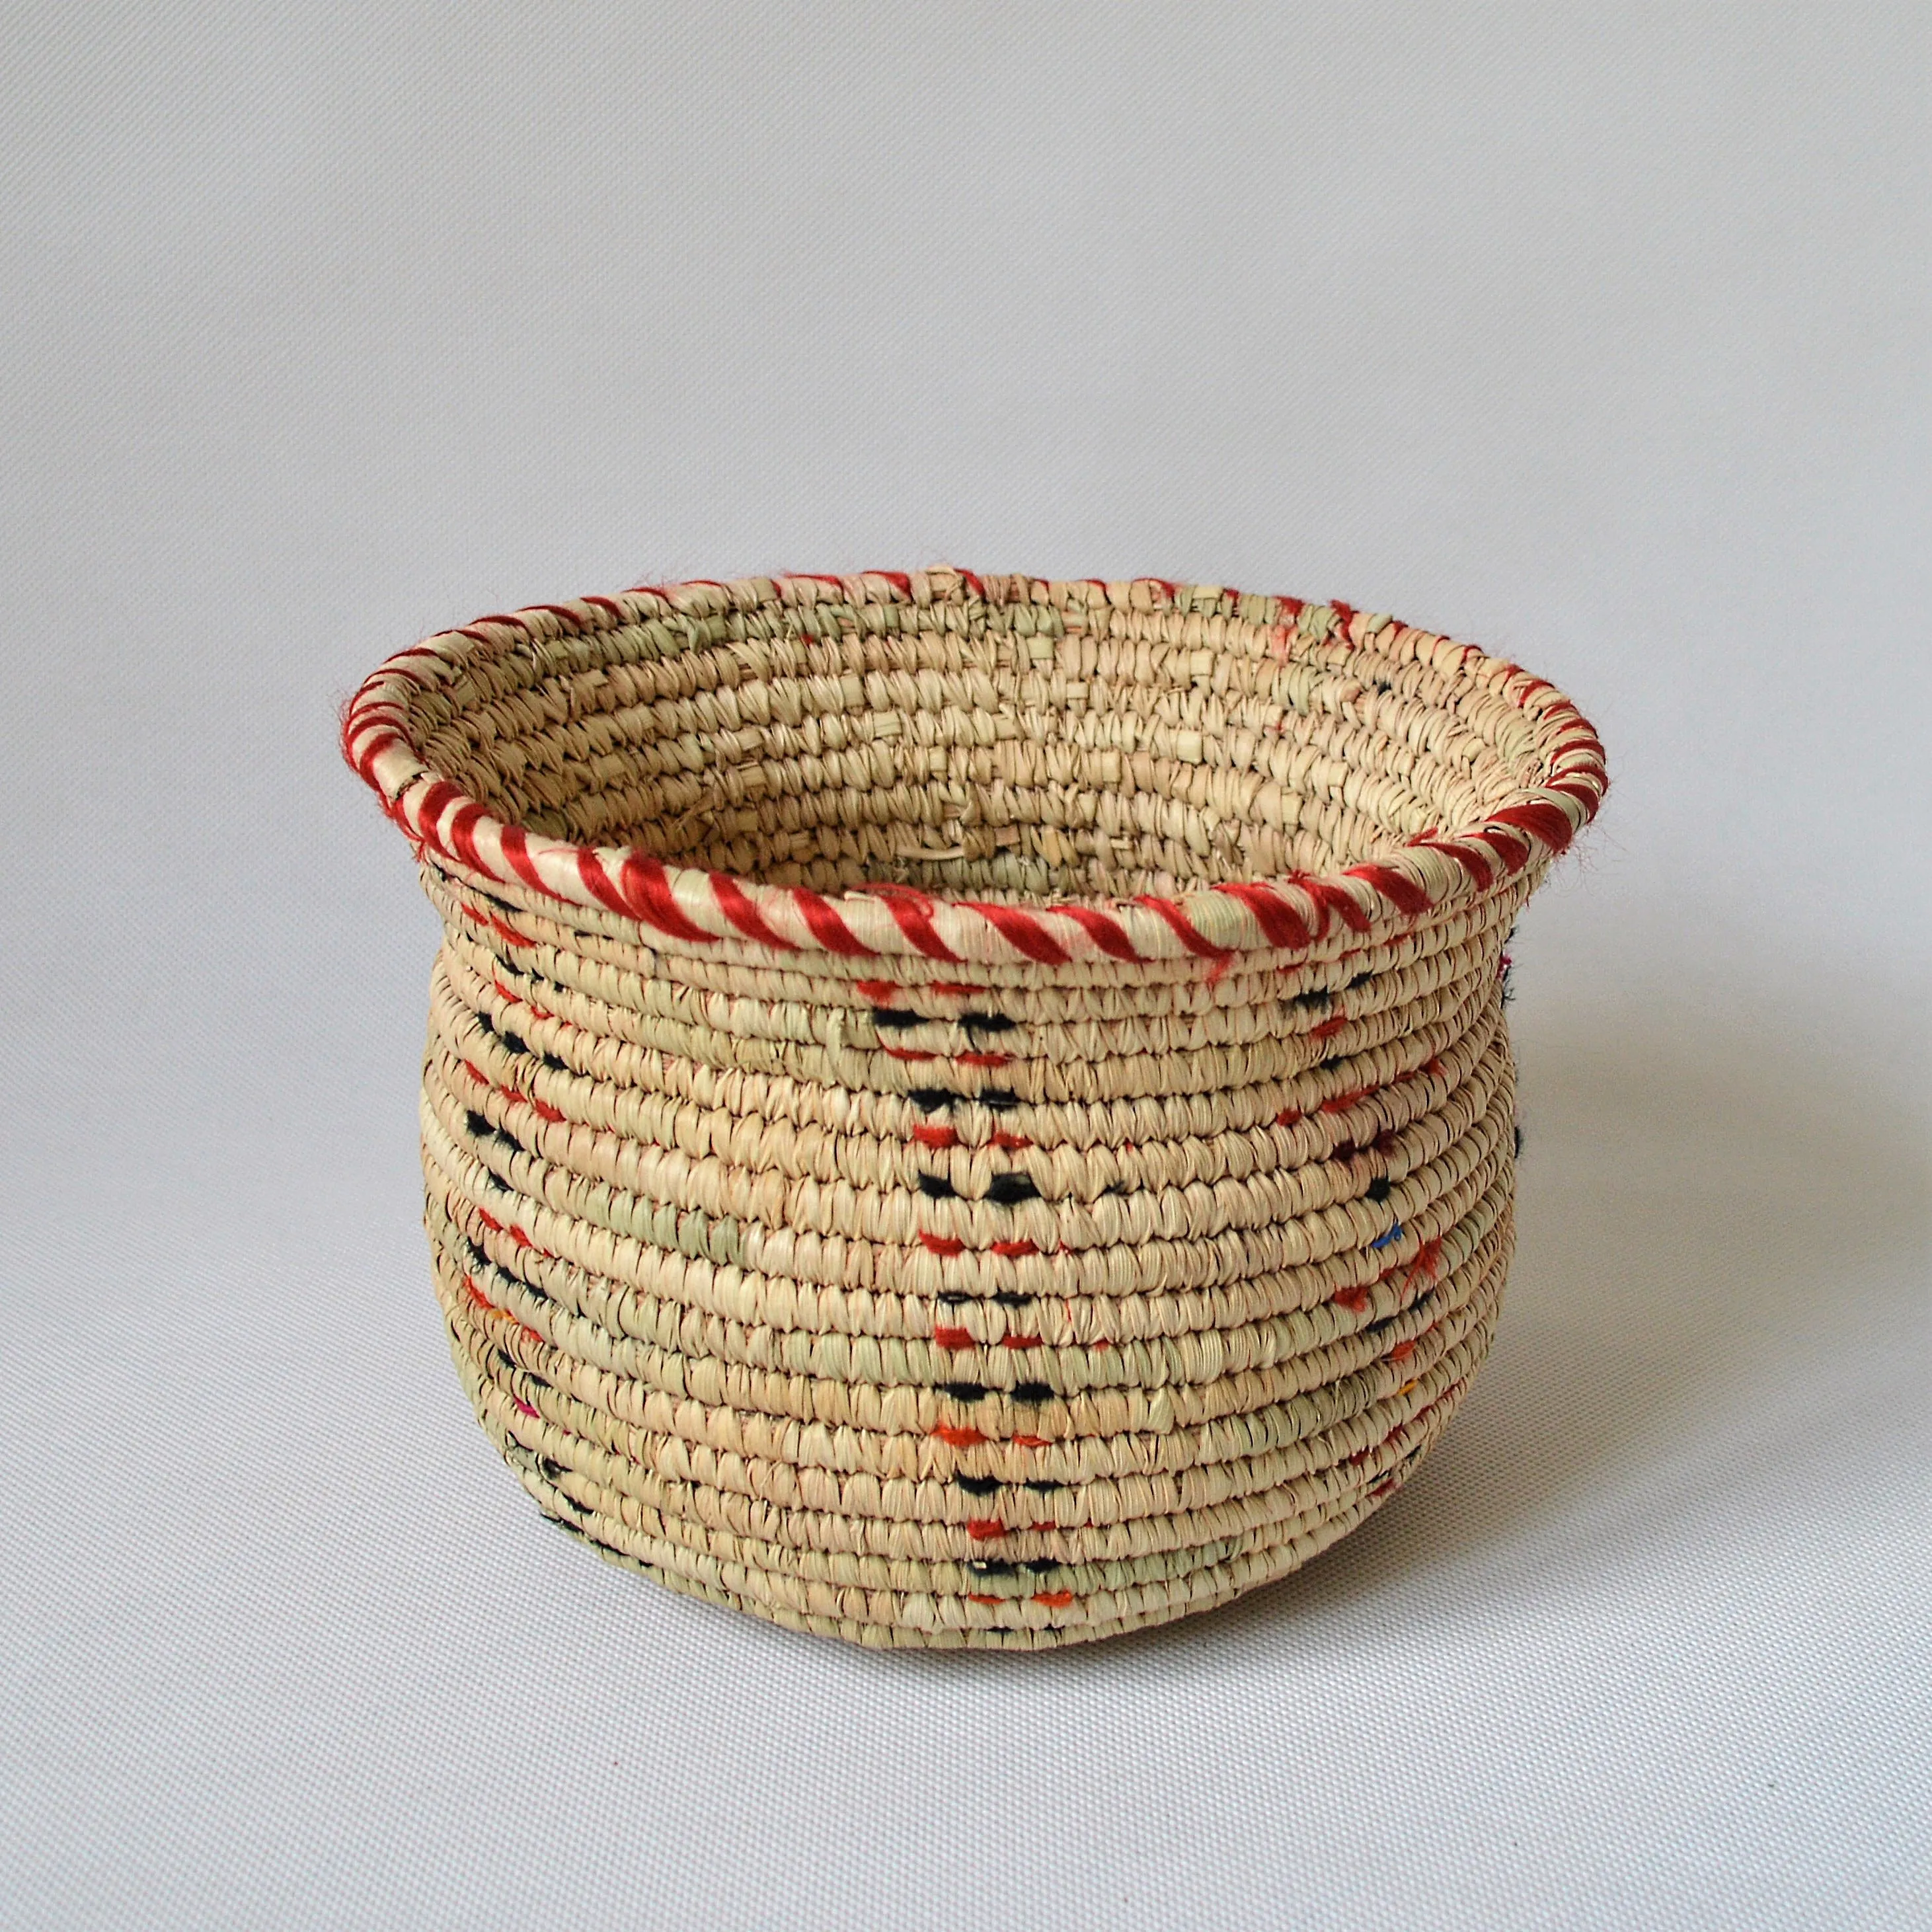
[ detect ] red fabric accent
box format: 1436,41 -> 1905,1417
919,1232 -> 966,1256
413,780 -> 463,859
966,1594 -> 1001,1607
617,852 -> 717,943
1330,599 -> 1356,638
474,1210 -> 502,1233
791,889 -> 876,956
1414,837 -> 1495,887
1032,1591 -> 1075,1609
930,982 -> 989,996
1000,1333 -> 1042,1350
461,1060 -> 488,1087
1212,882 -> 1313,950
1333,1284 -> 1372,1313
990,1132 -> 1032,1151
442,800 -> 486,877
1473,826 -> 1531,876
956,1052 -> 1013,1069
965,902 -> 1072,966
884,1047 -> 939,1063
497,824 -> 555,899
529,1098 -> 564,1124
1346,863 -> 1432,917
913,1125 -> 959,1150
1388,1338 -> 1414,1364
1309,1015 -> 1348,1042
710,872 -> 800,950
989,1240 -> 1039,1259
931,1424 -> 985,1448
859,884 -> 962,962
854,980 -> 898,1003
933,1326 -> 974,1351
1321,1087 -> 1373,1114
1010,1433 -> 1050,1449
966,1520 -> 1006,1541
574,849 -> 631,918
348,726 -> 404,783
1488,800 -> 1574,853
1052,906 -> 1143,962
1292,874 -> 1373,937
867,570 -> 912,595
1134,896 -> 1235,961
1275,1107 -> 1304,1128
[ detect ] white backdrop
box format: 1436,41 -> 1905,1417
3,7 -> 1927,1928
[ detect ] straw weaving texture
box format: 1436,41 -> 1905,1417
344,568 -> 1606,1648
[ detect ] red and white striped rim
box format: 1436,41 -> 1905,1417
341,571 -> 1607,965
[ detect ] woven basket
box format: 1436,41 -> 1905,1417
342,568 -> 1605,1649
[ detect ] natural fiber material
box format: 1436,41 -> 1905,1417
343,568 -> 1606,1648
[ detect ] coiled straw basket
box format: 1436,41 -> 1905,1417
343,568 -> 1605,1649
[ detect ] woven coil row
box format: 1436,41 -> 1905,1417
345,568 -> 1605,1648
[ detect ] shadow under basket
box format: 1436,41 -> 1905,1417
343,568 -> 1607,1649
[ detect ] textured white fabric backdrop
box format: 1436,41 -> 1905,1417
3,6 -> 1926,1927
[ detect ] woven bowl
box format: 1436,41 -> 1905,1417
343,568 -> 1605,1649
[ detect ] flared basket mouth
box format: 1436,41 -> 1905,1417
342,568 -> 1605,966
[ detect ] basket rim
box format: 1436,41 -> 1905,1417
340,568 -> 1607,965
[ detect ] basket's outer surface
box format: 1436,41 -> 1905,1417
343,569 -> 1606,1649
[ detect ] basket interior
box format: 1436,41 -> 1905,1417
414,589 -> 1547,901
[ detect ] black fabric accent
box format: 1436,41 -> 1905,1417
871,1008 -> 925,1030
960,1012 -> 1018,1036
992,1291 -> 1033,1309
917,1173 -> 958,1200
1290,988 -> 1332,1010
967,1560 -> 1017,1578
985,1173 -> 1040,1205
1366,1177 -> 1393,1203
541,1052 -> 569,1073
979,1089 -> 1021,1111
955,1475 -> 1001,1497
1514,1123 -> 1526,1157
1348,970 -> 1375,988
941,1381 -> 987,1403
1023,1479 -> 1065,1494
908,1088 -> 955,1112
498,1028 -> 528,1058
1012,1381 -> 1054,1404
